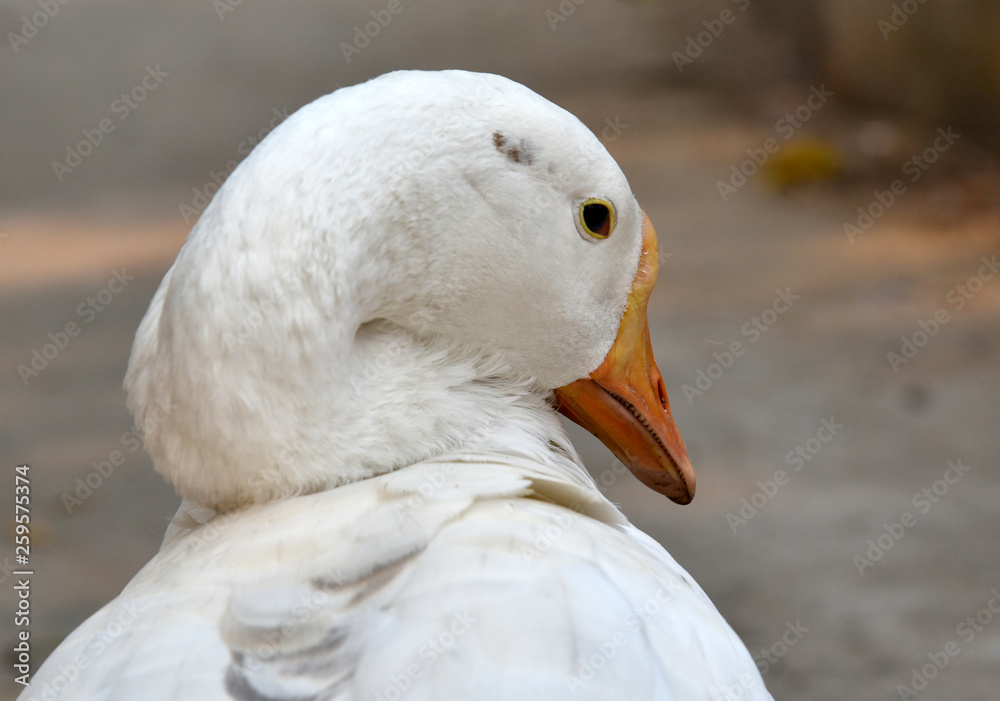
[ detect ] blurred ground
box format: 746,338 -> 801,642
2,2 -> 1000,700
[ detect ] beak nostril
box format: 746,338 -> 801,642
656,376 -> 668,408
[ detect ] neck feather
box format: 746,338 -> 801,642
127,292 -> 579,511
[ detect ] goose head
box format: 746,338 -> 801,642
125,70 -> 694,511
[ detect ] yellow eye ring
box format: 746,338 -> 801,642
578,198 -> 615,239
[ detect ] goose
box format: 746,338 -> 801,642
23,70 -> 772,701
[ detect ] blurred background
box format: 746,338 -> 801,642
2,1 -> 999,699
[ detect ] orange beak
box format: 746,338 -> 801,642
554,212 -> 695,504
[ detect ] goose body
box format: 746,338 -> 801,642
22,71 -> 772,701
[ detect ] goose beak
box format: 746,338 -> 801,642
554,212 -> 695,504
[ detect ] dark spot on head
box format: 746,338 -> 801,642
492,131 -> 534,166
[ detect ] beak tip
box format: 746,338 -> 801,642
630,458 -> 696,505
672,484 -> 695,505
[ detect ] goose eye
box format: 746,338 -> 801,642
579,199 -> 615,240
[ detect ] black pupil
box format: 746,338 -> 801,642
583,203 -> 609,234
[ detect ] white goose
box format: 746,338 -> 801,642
24,70 -> 771,701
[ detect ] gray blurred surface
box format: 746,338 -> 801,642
2,2 -> 1000,700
